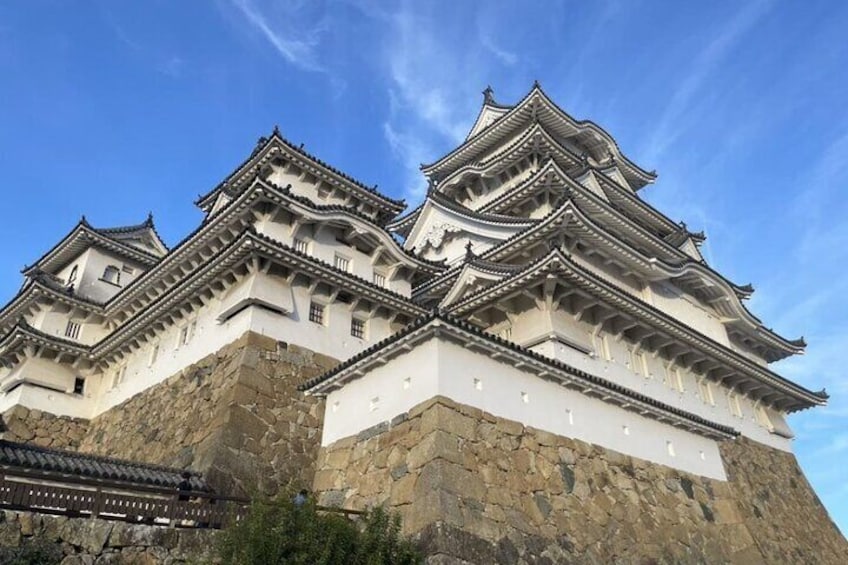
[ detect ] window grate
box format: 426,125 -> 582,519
334,255 -> 350,272
373,272 -> 386,287
294,238 -> 309,254
65,321 -> 81,340
309,302 -> 325,325
351,318 -> 365,339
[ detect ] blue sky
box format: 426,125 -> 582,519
1,0 -> 847,532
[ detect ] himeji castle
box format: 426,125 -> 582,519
0,84 -> 844,562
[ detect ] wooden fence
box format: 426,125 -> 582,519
0,472 -> 250,528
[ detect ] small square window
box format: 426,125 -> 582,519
521,392 -> 530,404
403,377 -> 411,390
309,302 -> 325,325
351,318 -> 366,339
294,238 -> 309,254
473,378 -> 483,391
369,397 -> 379,412
73,377 -> 85,395
666,441 -> 676,457
334,255 -> 350,272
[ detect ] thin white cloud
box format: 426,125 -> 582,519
230,0 -> 326,73
478,28 -> 517,66
642,1 -> 773,163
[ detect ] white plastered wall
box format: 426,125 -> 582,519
322,337 -> 729,480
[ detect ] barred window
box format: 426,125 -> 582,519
351,318 -> 365,339
294,238 -> 309,254
373,272 -> 386,287
334,255 -> 350,272
309,302 -> 325,325
65,321 -> 81,340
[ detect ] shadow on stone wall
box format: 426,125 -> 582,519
75,332 -> 334,498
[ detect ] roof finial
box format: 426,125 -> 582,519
273,124 -> 280,136
145,212 -> 154,226
482,85 -> 495,105
465,240 -> 475,260
533,79 -> 541,89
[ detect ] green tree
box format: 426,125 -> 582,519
218,497 -> 421,565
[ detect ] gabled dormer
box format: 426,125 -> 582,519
21,216 -> 166,303
196,127 -> 406,226
402,194 -> 534,264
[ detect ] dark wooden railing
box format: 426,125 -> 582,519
0,472 -> 250,528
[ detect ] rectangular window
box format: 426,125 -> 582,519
122,265 -> 135,275
178,321 -> 197,347
628,345 -> 642,376
698,379 -> 715,405
149,343 -> 160,366
309,302 -> 325,325
73,377 -> 85,395
373,272 -> 386,287
293,238 -> 309,254
755,405 -> 774,431
64,321 -> 81,340
728,391 -> 743,418
675,369 -> 685,393
334,255 -> 350,272
601,334 -> 612,361
350,318 -> 365,339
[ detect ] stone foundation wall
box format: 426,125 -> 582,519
0,510 -> 219,563
1,406 -> 89,450
78,332 -> 335,497
314,396 -> 848,564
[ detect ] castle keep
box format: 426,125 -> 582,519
0,85 -> 844,562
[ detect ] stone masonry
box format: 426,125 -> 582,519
0,509 -> 219,563
75,331 -> 336,497
1,406 -> 89,450
313,396 -> 848,564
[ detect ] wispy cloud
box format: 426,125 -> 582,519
642,1 -> 773,163
365,2 -> 499,200
478,26 -> 517,66
102,9 -> 185,79
230,0 -> 327,73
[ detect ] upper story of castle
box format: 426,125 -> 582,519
0,84 -> 827,460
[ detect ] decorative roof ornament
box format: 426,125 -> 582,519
423,221 -> 461,250
465,240 -> 476,260
273,124 -> 281,136
482,85 -> 496,105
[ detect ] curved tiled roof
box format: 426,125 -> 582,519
0,440 -> 210,492
196,128 -> 406,214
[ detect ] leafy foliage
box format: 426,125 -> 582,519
218,497 -> 422,564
